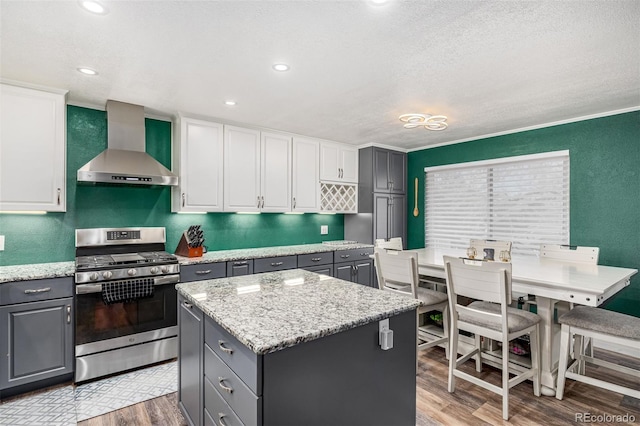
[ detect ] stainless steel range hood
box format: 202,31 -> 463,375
77,100 -> 178,186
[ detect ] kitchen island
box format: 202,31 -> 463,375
176,269 -> 421,426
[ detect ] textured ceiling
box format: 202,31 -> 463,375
1,0 -> 639,150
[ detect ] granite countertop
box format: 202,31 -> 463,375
176,269 -> 420,355
0,261 -> 75,284
176,241 -> 374,265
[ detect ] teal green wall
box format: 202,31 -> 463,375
0,105 -> 344,266
408,111 -> 639,316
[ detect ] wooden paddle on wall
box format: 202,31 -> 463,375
413,177 -> 419,217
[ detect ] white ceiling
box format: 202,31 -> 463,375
2,0 -> 639,151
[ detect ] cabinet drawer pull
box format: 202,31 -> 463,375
218,413 -> 229,426
24,287 -> 51,294
271,262 -> 284,267
311,257 -> 322,262
218,377 -> 233,394
183,301 -> 192,309
195,270 -> 211,275
361,252 -> 371,256
218,340 -> 233,355
233,261 -> 248,266
340,254 -> 350,259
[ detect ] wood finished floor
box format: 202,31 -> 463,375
79,347 -> 640,426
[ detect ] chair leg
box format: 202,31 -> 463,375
442,305 -> 450,360
502,336 -> 510,420
556,324 -> 571,400
574,334 -> 585,375
475,333 -> 482,372
530,325 -> 541,397
448,327 -> 459,393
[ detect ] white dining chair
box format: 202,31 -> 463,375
374,237 -> 404,251
374,249 -> 449,363
443,255 -> 541,421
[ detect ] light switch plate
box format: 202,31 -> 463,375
320,225 -> 328,235
0,235 -> 4,251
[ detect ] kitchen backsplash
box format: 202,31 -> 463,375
0,106 -> 344,266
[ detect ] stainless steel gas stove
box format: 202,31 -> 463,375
74,227 -> 180,383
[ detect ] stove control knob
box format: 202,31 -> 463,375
89,272 -> 99,281
161,265 -> 169,273
150,267 -> 159,274
102,271 -> 113,279
127,269 -> 137,276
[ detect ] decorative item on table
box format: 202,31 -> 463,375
499,250 -> 511,262
482,248 -> 495,261
175,225 -> 205,257
466,246 -> 477,259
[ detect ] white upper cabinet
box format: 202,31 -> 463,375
292,137 -> 320,212
319,142 -> 358,183
224,126 -> 292,212
0,83 -> 67,212
172,117 -> 224,212
260,131 -> 292,212
224,126 -> 261,212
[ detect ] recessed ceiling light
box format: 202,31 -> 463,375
369,0 -> 390,5
224,100 -> 237,106
77,67 -> 98,75
272,63 -> 290,72
79,0 -> 108,15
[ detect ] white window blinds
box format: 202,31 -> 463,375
424,151 -> 569,257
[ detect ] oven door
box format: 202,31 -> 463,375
75,275 -> 178,353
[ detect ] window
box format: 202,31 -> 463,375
424,151 -> 569,257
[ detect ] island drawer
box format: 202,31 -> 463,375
180,263 -> 226,283
205,345 -> 260,425
253,255 -> 297,273
0,277 -> 73,306
204,376 -> 245,426
334,247 -> 374,264
297,252 -> 334,267
226,260 -> 254,277
204,315 -> 260,394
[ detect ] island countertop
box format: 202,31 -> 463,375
176,269 -> 420,355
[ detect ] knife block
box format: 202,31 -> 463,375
175,232 -> 203,257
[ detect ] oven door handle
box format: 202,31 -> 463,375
75,275 -> 180,294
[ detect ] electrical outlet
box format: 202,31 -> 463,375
0,235 -> 4,251
320,225 -> 328,235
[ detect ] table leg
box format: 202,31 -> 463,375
535,296 -> 559,396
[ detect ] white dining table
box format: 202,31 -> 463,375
411,247 -> 638,396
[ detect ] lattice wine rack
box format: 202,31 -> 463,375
320,183 -> 357,213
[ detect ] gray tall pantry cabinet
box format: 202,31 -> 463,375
345,147 -> 407,248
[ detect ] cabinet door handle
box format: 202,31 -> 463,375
271,262 -> 284,267
257,196 -> 261,208
66,305 -> 71,324
311,257 -> 322,262
24,287 -> 51,294
57,188 -> 61,205
261,196 -> 265,208
218,340 -> 234,355
182,193 -> 186,207
195,270 -> 211,275
293,197 -> 296,209
183,301 -> 192,309
218,413 -> 229,426
218,377 -> 234,394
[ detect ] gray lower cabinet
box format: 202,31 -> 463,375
226,260 -> 254,277
178,295 -> 204,426
181,262 -> 226,283
334,248 -> 375,287
298,252 -> 334,277
0,277 -> 74,397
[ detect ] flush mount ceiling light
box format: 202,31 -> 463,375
272,63 -> 290,72
399,113 -> 448,131
77,67 -> 98,75
79,0 -> 108,14
224,100 -> 237,106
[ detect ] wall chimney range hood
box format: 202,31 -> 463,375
77,100 -> 178,186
